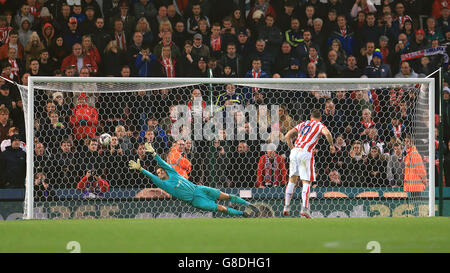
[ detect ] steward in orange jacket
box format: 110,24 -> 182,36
166,140 -> 192,179
404,136 -> 428,192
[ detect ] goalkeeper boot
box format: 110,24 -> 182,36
300,206 -> 311,219
283,206 -> 290,216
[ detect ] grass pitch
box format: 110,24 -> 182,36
0,217 -> 449,253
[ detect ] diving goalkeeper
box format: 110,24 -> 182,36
129,143 -> 259,217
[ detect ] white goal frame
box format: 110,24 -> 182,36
24,77 -> 436,219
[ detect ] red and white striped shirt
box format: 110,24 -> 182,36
294,120 -> 326,152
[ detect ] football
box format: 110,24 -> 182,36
99,133 -> 112,147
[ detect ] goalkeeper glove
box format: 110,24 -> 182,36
129,159 -> 143,171
144,143 -> 156,156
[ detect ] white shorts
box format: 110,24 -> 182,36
289,148 -> 316,182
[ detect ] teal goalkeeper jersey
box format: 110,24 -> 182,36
140,154 -> 197,202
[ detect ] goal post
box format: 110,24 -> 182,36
21,77 -> 435,219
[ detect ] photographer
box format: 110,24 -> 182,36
34,172 -> 57,202
76,169 -> 110,198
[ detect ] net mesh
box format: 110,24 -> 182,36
20,78 -> 432,219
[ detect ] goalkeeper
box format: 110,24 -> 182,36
129,143 -> 259,217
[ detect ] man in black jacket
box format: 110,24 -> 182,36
0,134 -> 26,188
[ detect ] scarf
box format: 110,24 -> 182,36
309,55 -> 318,64
8,58 -> 19,78
392,124 -> 403,138
210,35 -> 221,52
161,58 -> 175,77
362,120 -> 375,129
115,31 -> 126,51
263,155 -> 278,186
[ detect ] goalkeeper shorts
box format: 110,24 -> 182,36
289,148 -> 316,182
191,185 -> 221,212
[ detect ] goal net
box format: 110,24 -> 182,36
20,77 -> 435,219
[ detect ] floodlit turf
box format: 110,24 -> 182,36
0,217 -> 449,253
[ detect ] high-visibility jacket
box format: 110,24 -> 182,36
404,145 -> 427,191
167,146 -> 191,179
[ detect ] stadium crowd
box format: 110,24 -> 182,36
0,0 -> 449,198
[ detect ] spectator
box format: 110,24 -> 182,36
186,2 -> 210,35
135,17 -> 154,47
425,16 -> 444,43
256,143 -> 287,188
432,0 -> 450,20
0,15 -> 13,47
110,1 -> 136,36
341,55 -> 362,78
76,168 -> 110,198
363,50 -> 392,78
153,45 -> 180,77
62,17 -> 82,52
324,169 -> 343,187
13,3 -> 34,30
153,31 -> 182,60
69,92 -> 99,143
343,140 -> 366,187
190,33 -> 209,62
231,8 -> 246,30
111,18 -> 128,52
363,127 -> 385,156
127,31 -> 145,69
325,49 -> 345,77
49,138 -> 75,187
4,47 -> 25,82
91,17 -> 112,59
273,41 -> 295,76
357,41 -> 376,70
312,18 -> 328,55
300,46 -> 326,74
395,61 -> 420,78
0,127 -> 25,152
328,14 -> 355,57
0,134 -> 26,188
47,35 -> 69,70
102,40 -> 127,77
38,49 -> 57,76
295,29 -> 318,61
205,22 -> 225,60
387,141 -> 405,187
0,30 -> 24,60
299,4 -> 316,30
246,39 -> 274,76
235,28 -> 252,58
34,172 -> 57,201
438,7 -> 450,30
81,34 -> 101,67
256,14 -> 283,56
220,42 -> 245,77
0,84 -> 16,114
79,5 -> 97,36
172,21 -> 190,50
365,145 -> 388,186
60,42 -> 98,75
322,99 -> 343,135
135,43 -> 156,77
27,58 -> 44,76
133,0 -> 157,21
177,40 -> 196,77
350,0 -> 377,19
